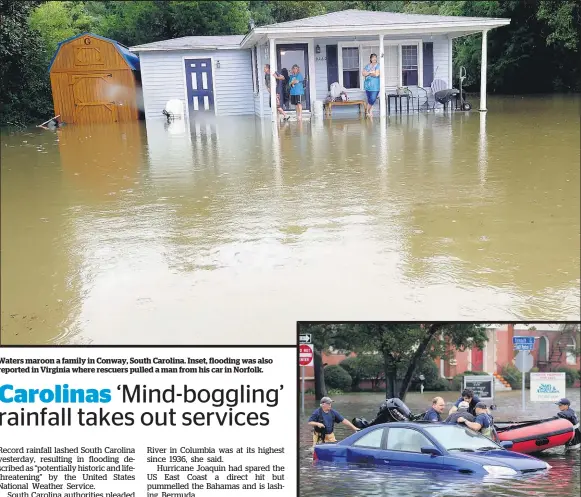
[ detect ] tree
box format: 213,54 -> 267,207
299,323 -> 333,399
29,1 -> 97,59
341,323 -> 488,400
0,0 -> 53,126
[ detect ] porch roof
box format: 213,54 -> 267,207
241,9 -> 511,47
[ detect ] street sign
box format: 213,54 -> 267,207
513,336 -> 535,351
515,350 -> 534,373
464,375 -> 494,401
299,344 -> 314,367
530,372 -> 566,402
299,333 -> 312,344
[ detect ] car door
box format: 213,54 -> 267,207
345,426 -> 386,466
380,427 -> 444,471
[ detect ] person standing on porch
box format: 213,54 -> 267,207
264,64 -> 289,120
289,64 -> 305,121
362,53 -> 380,117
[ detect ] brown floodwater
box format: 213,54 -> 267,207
1,95 -> 579,345
299,389 -> 581,497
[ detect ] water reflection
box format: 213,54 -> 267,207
299,389 -> 580,497
1,96 -> 579,344
479,111 -> 488,186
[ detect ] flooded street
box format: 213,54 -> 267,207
299,389 -> 581,497
1,95 -> 579,344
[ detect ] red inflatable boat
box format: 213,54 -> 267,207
495,417 -> 575,454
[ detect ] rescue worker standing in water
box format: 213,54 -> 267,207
555,398 -> 578,424
308,397 -> 360,445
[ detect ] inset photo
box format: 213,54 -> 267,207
298,322 -> 580,497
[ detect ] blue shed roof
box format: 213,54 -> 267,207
48,32 -> 140,72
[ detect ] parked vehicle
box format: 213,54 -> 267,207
313,422 -> 551,476
353,398 -> 576,454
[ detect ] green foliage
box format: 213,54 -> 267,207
428,378 -> 451,391
3,0 -> 579,125
0,0 -> 53,126
340,353 -> 384,390
338,357 -> 361,390
93,1 -> 251,47
500,363 -> 522,389
554,366 -> 580,387
537,0 -> 579,51
29,1 -> 97,59
268,1 -> 326,23
324,365 -> 352,391
312,323 -> 487,399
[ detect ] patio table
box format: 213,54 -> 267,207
387,93 -> 411,115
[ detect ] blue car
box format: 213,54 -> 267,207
313,421 -> 551,477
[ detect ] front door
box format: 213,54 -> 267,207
184,58 -> 215,118
277,44 -> 309,111
472,348 -> 484,372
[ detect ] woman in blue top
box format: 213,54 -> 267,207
362,53 -> 380,117
289,64 -> 305,121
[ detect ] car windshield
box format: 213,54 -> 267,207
423,425 -> 501,452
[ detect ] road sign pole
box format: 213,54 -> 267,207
301,366 -> 305,414
522,370 -> 525,411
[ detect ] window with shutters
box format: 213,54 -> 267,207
341,47 -> 360,89
401,45 -> 419,86
338,41 -> 423,90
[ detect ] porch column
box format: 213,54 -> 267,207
256,45 -> 265,119
448,35 -> 453,89
307,39 -> 316,110
269,38 -> 277,121
479,29 -> 488,112
379,34 -> 386,118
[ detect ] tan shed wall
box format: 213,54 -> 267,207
50,34 -> 139,124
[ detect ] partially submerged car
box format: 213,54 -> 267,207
313,421 -> 551,477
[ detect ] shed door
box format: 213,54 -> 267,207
70,73 -> 118,124
185,59 -> 215,117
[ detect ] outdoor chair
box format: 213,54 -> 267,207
430,79 -> 449,110
399,86 -> 429,113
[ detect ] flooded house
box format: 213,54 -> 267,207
129,9 -> 510,122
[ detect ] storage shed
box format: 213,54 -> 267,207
49,33 -> 142,124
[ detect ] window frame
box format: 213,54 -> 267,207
351,427 -> 387,449
337,40 -> 424,91
385,427 -> 436,453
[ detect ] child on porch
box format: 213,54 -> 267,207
289,64 -> 305,121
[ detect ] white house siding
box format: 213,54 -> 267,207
312,35 -> 451,110
139,49 -> 255,119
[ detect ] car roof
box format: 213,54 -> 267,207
369,421 -> 446,429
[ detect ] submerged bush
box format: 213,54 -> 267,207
324,365 -> 352,391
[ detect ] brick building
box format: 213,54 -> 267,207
300,323 -> 580,390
